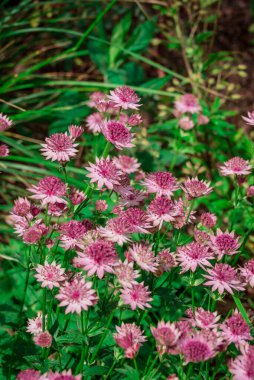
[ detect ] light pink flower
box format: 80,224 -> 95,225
27,312 -> 45,335
177,242 -> 213,273
186,307 -> 220,329
98,216 -> 132,246
74,240 -> 118,279
171,199 -> 196,229
174,94 -> 201,114
0,144 -> 9,156
108,86 -> 141,110
41,133 -> 78,162
70,188 -> 86,205
23,226 -> 43,244
203,263 -> 245,295
101,120 -> 134,150
156,249 -> 177,276
147,196 -> 178,229
128,113 -> 142,126
56,276 -> 97,314
114,260 -> 140,288
0,112 -> 13,131
201,212 -> 217,228
28,176 -> 67,205
242,111 -> 254,125
240,259 -> 254,287
121,282 -> 152,310
179,116 -> 194,130
12,197 -> 31,217
181,177 -> 213,199
17,369 -> 41,380
33,331 -> 52,348
120,189 -> 146,208
151,321 -> 180,355
119,207 -> 151,234
59,220 -> 87,250
114,155 -> 141,174
86,112 -> 104,134
68,125 -> 84,139
35,261 -> 65,290
193,228 -> 211,245
229,345 -> 254,380
87,91 -> 105,108
210,229 -> 240,260
86,156 -> 122,190
113,173 -> 132,196
198,114 -> 209,125
180,333 -> 216,364
247,186 -> 254,197
126,242 -> 158,273
142,172 -> 178,197
96,200 -> 108,212
219,157 -> 252,176
44,370 -> 82,380
221,311 -> 251,349
114,323 -> 146,358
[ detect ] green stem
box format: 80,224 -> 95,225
18,248 -> 31,321
42,288 -> 47,331
144,353 -> 159,377
89,312 -> 114,364
104,358 -> 117,380
102,141 -> 111,158
133,358 -> 139,375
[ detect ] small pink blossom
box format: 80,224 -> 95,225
179,116 -> 194,130
198,114 -> 209,125
96,200 -> 108,212
181,177 -> 213,199
121,282 -> 152,310
23,226 -> 43,244
101,120 -> 134,150
120,189 -> 146,208
174,94 -> 201,114
12,197 -> 31,217
41,133 -> 78,162
242,111 -> 254,125
68,124 -> 84,139
186,307 -> 220,329
70,188 -> 86,205
87,91 -> 105,108
114,323 -> 146,358
156,249 -> 177,276
180,333 -> 216,364
200,212 -> 217,228
147,196 -> 178,229
171,199 -> 196,229
126,242 -> 158,273
17,369 -> 41,380
48,202 -> 67,216
59,220 -> 87,250
108,86 -> 141,110
0,144 -> 9,156
34,331 -> 52,348
35,261 -> 65,290
247,186 -> 254,197
151,321 -> 180,355
194,228 -> 211,245
128,113 -> 142,126
86,156 -> 122,190
240,259 -> 254,287
221,311 -> 251,349
113,173 -> 132,195
44,370 -> 82,380
210,229 -> 240,260
27,312 -> 45,335
219,157 -> 252,176
28,176 -> 67,205
142,171 -> 178,197
0,113 -> 13,131
177,242 -> 214,273
229,345 -> 254,380
119,207 -> 151,234
114,155 -> 141,174
98,215 -> 132,246
114,260 -> 140,288
86,112 -> 104,134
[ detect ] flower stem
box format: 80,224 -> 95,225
102,141 -> 111,158
89,312 -> 114,364
19,247 -> 31,321
105,358 -> 118,380
42,288 -> 47,331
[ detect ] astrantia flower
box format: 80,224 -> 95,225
0,112 -> 13,131
34,331 -> 52,348
17,369 -> 41,380
229,345 -> 254,380
203,263 -> 245,295
177,242 -> 214,273
108,86 -> 141,110
142,172 -> 178,197
74,240 -> 118,279
87,91 -> 105,108
12,197 -> 31,217
121,282 -> 152,310
44,370 -> 82,380
174,94 -> 201,114
156,249 -> 177,276
95,200 -> 108,212
27,312 -> 45,335
128,113 -> 142,126
221,311 -> 251,349
194,228 -> 211,245
120,189 -> 146,208
247,186 -> 254,197
56,276 -> 97,314
0,144 -> 9,157
210,229 -> 240,260
23,226 -> 43,244
59,220 -> 87,250
114,155 -> 140,174
86,112 -> 104,134
114,323 -> 146,358
101,120 -> 134,150
98,216 -> 132,246
147,196 -> 178,229
151,321 -> 180,355
86,156 -> 122,190
180,333 -> 216,364
48,202 -> 67,217
70,188 -> 86,205
120,207 -> 151,234
41,133 -> 78,162
181,177 -> 213,199
179,116 -> 194,130
219,157 -> 252,176
198,114 -> 209,125
35,261 -> 65,290
240,259 -> 254,287
68,125 -> 84,139
242,110 -> 254,125
187,307 -> 220,329
114,260 -> 140,288
126,242 -> 158,273
28,176 -> 67,205
113,173 -> 132,196
171,199 -> 196,229
201,212 -> 217,228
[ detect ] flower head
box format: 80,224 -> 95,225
59,220 -> 87,250
198,114 -> 209,125
98,215 -> 132,246
180,333 -> 216,364
229,345 -> 254,380
114,323 -> 146,358
70,188 -> 86,205
27,312 -> 45,335
151,321 -> 180,355
240,259 -> 254,287
179,116 -> 194,130
86,112 -> 104,134
41,133 -> 78,162
17,369 -> 41,380
247,186 -> 254,197
126,242 -> 158,273
68,125 -> 84,139
35,261 -> 65,290
181,177 -> 213,199
201,212 -> 217,228
86,156 -> 122,190
219,157 -> 252,176
210,229 -> 240,260
119,207 -> 151,234
114,260 -> 140,288
101,121 -> 134,150
0,144 -> 9,157
108,86 -> 141,110
0,113 -> 13,131
147,196 -> 178,229
56,275 -> 97,314
121,282 -> 152,310
12,197 -> 31,217
174,94 -> 201,114
242,111 -> 254,125
34,331 -> 52,348
95,200 -> 108,212
44,370 -> 82,380
114,155 -> 140,174
177,242 -> 213,273
155,249 -> 177,276
142,172 -> 178,197
120,189 -> 146,208
128,114 -> 142,126
187,307 -> 220,329
194,228 -> 211,245
221,311 -> 251,349
28,176 -> 67,205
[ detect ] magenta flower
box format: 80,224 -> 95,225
45,370 -> 82,380
128,113 -> 142,126
201,212 -> 217,228
33,331 -> 52,348
142,171 -> 178,197
98,216 -> 132,246
41,133 -> 78,162
219,157 -> 252,176
17,369 -> 41,380
48,202 -> 67,216
126,242 -> 158,273
240,259 -> 254,287
114,260 -> 140,288
74,240 -> 118,279
68,125 -> 84,139
180,333 -> 216,364
187,307 -> 220,329
86,156 -> 122,190
56,275 -> 97,314
0,144 -> 9,157
120,189 -> 146,208
198,114 -> 209,125
247,186 -> 254,197
113,173 -> 132,196
194,228 -> 211,245
59,220 -> 87,250
171,199 -> 196,229
221,311 -> 251,349
12,197 -> 31,217
28,176 -> 67,205
121,282 -> 152,310
114,323 -> 146,358
242,110 -> 254,125
35,261 -> 65,290
23,225 -> 43,245
108,86 -> 141,110
210,229 -> 240,260
86,112 -> 104,134
0,112 -> 13,131
114,155 -> 141,174
27,312 -> 45,335
229,345 -> 254,380
179,116 -> 194,130
101,121 -> 134,150
156,249 -> 177,276
151,321 -> 180,355
176,242 -> 214,273
203,263 -> 245,295
174,94 -> 201,114
95,200 -> 108,212
119,207 -> 151,234
181,177 -> 213,199
87,91 -> 105,108
70,188 -> 86,205
147,196 -> 178,229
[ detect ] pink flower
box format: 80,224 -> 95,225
203,263 -> 245,295
121,282 -> 152,310
96,200 -> 108,212
210,229 -> 240,260
171,199 -> 196,229
27,312 -> 45,335
44,370 -> 82,380
87,91 -> 105,108
98,216 -> 132,246
41,133 -> 78,162
74,240 -> 118,279
86,112 -> 104,134
68,125 -> 84,139
147,196 -> 178,229
86,156 -> 122,190
200,212 -> 217,228
174,94 -> 201,114
247,186 -> 254,197
59,220 -> 87,250
142,172 -> 178,197
176,242 -> 214,273
240,259 -> 254,287
242,111 -> 254,125
48,202 -> 67,216
198,114 -> 209,125
23,226 -> 43,244
0,144 -> 9,156
179,116 -> 194,130
151,321 -> 180,355
114,323 -> 146,358
156,249 -> 177,276
219,157 -> 252,176
33,331 -> 52,348
221,311 -> 251,349
114,155 -> 141,174
120,189 -> 146,208
56,275 -> 97,314
181,177 -> 213,199
108,86 -> 141,110
193,228 -> 211,245
119,207 -> 151,234
12,197 -> 31,217
0,112 -> 13,131
101,120 -> 134,150
229,345 -> 254,380
126,242 -> 158,273
128,114 -> 142,126
35,261 -> 65,290
17,369 -> 41,380
114,260 -> 140,288
28,176 -> 67,205
187,307 -> 220,329
180,333 -> 216,364
113,173 -> 132,196
70,188 -> 86,205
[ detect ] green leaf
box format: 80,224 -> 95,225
126,20 -> 156,52
109,13 -> 132,68
141,75 -> 171,89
